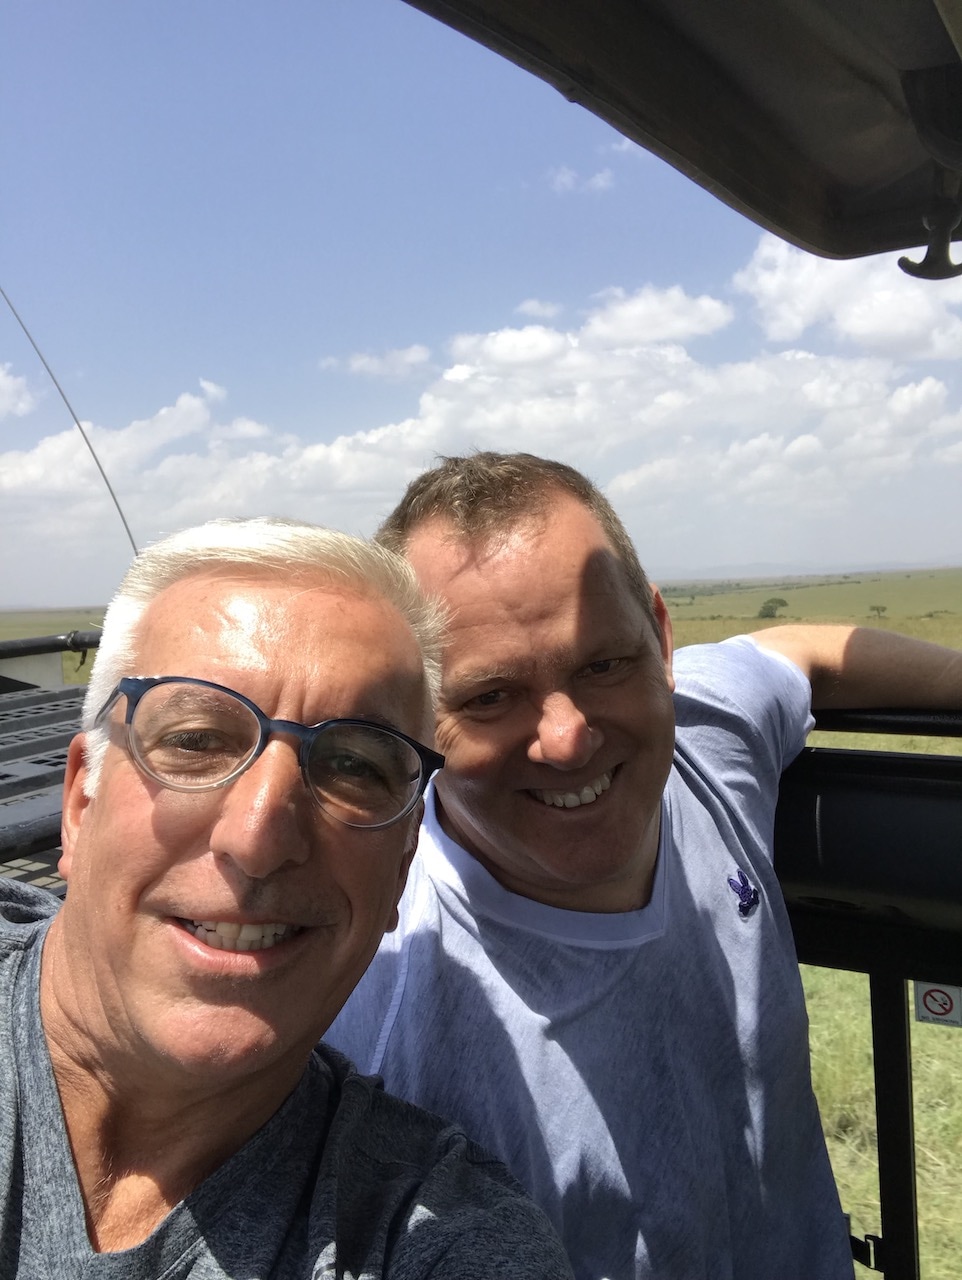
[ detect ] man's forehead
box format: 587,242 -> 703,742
406,516 -> 536,573
123,570 -> 429,729
407,502 -> 616,582
142,570 -> 371,624
134,571 -> 415,669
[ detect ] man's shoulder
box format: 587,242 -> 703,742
675,634 -> 764,679
670,635 -> 813,798
316,1045 -> 572,1277
320,1041 -> 506,1171
0,879 -> 59,945
676,633 -> 808,681
673,636 -> 810,721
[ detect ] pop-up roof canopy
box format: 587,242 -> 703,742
406,0 -> 962,274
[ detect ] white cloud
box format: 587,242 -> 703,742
547,165 -> 614,194
548,165 -> 578,193
936,438 -> 962,463
345,344 -> 431,377
0,363 -> 36,418
4,238 -> 961,604
516,298 -> 561,319
734,234 -> 962,358
199,378 -> 227,402
584,285 -> 733,345
782,433 -> 824,462
450,324 -> 569,366
608,137 -> 642,155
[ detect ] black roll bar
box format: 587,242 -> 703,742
778,710 -> 962,1278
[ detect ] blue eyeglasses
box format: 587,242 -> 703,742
95,676 -> 444,830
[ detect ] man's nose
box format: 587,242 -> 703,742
527,691 -> 603,770
208,740 -> 314,878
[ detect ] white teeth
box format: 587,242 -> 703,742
532,772 -> 612,809
186,920 -> 296,952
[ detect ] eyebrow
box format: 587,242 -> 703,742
450,663 -> 526,688
445,648 -> 581,693
444,633 -> 649,697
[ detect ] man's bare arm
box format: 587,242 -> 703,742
750,625 -> 962,712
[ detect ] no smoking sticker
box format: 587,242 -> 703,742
914,982 -> 962,1027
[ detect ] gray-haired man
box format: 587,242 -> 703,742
0,516 -> 572,1279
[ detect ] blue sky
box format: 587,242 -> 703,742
3,0 -> 962,607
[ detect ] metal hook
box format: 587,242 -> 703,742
898,198 -> 962,279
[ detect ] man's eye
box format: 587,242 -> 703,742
463,689 -> 507,711
162,729 -> 227,753
140,727 -> 248,778
582,659 -> 618,676
327,751 -> 381,780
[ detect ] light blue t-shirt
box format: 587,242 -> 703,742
328,638 -> 855,1280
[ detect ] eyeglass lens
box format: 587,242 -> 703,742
126,682 -> 423,826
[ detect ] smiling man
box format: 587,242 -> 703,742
328,453 -> 962,1280
0,516 -> 573,1279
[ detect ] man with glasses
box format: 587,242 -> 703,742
0,516 -> 572,1279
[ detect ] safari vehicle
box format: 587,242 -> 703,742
2,2 -> 961,1277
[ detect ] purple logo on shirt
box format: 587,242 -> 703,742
727,868 -> 760,918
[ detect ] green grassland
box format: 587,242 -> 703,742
3,565 -> 961,1273
662,564 -> 962,625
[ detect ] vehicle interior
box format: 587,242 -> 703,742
2,3 -> 961,1277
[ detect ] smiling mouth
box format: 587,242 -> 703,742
177,919 -> 303,952
530,770 -> 613,809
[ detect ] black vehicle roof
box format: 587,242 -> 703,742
406,0 -> 962,259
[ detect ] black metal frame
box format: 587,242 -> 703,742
0,631 -> 102,660
778,712 -> 962,1278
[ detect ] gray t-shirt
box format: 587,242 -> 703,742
328,638 -> 855,1279
0,882 -> 573,1279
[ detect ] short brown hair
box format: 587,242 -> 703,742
377,452 -> 655,621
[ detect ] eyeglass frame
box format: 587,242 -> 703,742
94,675 -> 445,830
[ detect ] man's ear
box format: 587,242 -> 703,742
58,734 -> 91,881
385,802 -> 422,933
649,585 -> 675,692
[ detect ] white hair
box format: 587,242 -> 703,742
81,516 -> 444,796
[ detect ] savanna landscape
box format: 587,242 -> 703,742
3,563 -> 961,1276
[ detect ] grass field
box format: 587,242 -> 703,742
3,564 -> 961,1273
663,564 -> 962,627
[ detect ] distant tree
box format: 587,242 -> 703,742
870,604 -> 887,619
757,597 -> 788,619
